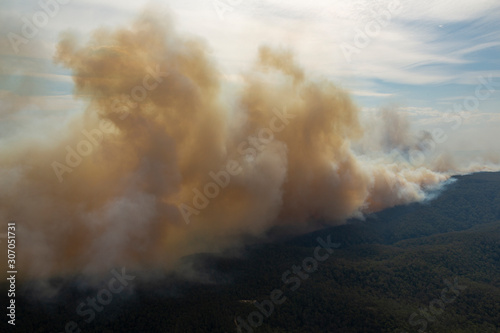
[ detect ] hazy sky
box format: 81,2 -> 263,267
1,0 -> 499,154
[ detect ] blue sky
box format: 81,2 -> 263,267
1,0 -> 499,154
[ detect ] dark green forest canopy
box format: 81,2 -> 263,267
4,172 -> 500,333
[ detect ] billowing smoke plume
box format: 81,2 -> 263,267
0,10 -> 451,279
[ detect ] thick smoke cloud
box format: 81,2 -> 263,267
0,10 -> 452,279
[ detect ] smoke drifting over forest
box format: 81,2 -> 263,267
1,9 -> 494,281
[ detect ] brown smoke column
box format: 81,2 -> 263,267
0,10 -> 449,279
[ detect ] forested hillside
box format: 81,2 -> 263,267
6,172 -> 500,332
